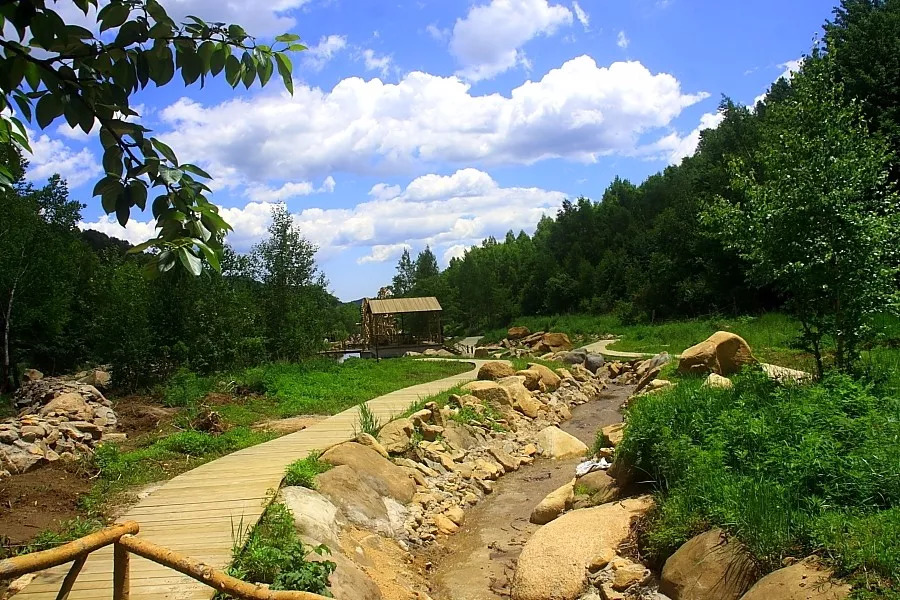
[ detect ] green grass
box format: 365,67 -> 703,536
283,452 -> 332,489
160,357 -> 471,419
618,368 -> 900,598
226,501 -> 334,595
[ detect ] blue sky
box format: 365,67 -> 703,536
28,0 -> 836,301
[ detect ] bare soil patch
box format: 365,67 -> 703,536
0,462 -> 92,549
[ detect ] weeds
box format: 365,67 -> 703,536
226,500 -> 334,596
355,402 -> 382,437
283,452 -> 332,489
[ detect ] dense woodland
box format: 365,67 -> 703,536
0,151 -> 357,390
391,0 -> 900,371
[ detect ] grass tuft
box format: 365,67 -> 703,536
283,453 -> 332,489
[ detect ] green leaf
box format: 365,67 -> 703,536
178,247 -> 203,276
35,93 -> 63,129
127,239 -> 157,254
128,180 -> 148,210
258,57 -> 274,86
195,240 -> 221,271
210,46 -> 227,76
102,146 -> 124,176
158,165 -> 183,186
224,54 -> 241,87
151,138 -> 179,165
197,40 -> 216,70
158,249 -> 177,273
275,33 -> 301,43
116,197 -> 131,226
275,53 -> 293,95
181,163 -> 212,179
98,2 -> 130,31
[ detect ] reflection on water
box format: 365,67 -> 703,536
338,352 -> 361,363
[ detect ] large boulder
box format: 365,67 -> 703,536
678,332 -> 757,376
526,363 -> 562,391
512,496 -> 654,600
574,470 -> 619,504
508,326 -> 532,340
660,528 -> 758,600
739,558 -> 850,600
38,392 -> 93,421
584,353 -> 605,374
497,376 -> 540,417
77,369 -> 111,388
530,480 -> 575,525
515,369 -> 543,391
559,351 -> 587,365
477,361 -> 516,381
536,426 -> 588,459
462,380 -> 514,406
320,442 -> 415,503
279,486 -> 344,548
542,332 -> 573,352
377,418 -> 414,454
315,465 -> 395,535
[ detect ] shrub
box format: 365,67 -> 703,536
355,402 -> 381,437
284,453 -> 332,489
618,370 -> 900,595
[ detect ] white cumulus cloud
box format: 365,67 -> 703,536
81,169 -> 567,264
653,111 -> 726,164
156,56 -> 707,186
450,0 -> 573,81
303,35 -> 348,71
25,130 -> 102,188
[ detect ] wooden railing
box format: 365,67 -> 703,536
0,521 -> 330,600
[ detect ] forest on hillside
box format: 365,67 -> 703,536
2,0 -> 899,391
393,0 -> 900,360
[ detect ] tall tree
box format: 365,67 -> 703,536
705,56 -> 900,375
391,249 -> 415,297
414,246 -> 439,284
252,203 -> 329,359
0,0 -> 304,274
0,148 -> 84,389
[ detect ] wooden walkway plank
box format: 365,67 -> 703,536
14,360 -> 485,600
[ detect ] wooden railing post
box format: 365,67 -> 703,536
113,541 -> 130,600
54,555 -> 87,600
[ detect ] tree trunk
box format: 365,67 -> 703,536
1,283 -> 14,393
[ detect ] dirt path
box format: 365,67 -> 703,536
424,385 -> 630,600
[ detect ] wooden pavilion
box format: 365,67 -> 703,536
361,296 -> 444,358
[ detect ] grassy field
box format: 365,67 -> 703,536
487,312 -> 900,373
161,357 -> 472,422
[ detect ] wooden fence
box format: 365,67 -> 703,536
0,522 -> 330,600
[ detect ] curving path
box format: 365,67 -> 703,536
580,338 -> 659,359
16,360 -> 490,600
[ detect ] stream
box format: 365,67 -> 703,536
422,385 -> 631,600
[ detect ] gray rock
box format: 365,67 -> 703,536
279,486 -> 344,548
584,353 -> 605,373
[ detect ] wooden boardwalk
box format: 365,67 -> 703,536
16,361 -> 485,600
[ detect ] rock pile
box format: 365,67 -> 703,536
475,328 -> 576,358
0,369 -> 119,478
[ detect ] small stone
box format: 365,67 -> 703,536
588,548 -> 617,573
433,514 -> 459,534
355,432 -> 390,458
445,505 -> 465,525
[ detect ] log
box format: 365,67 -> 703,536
0,521 -> 140,580
117,535 -> 330,600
